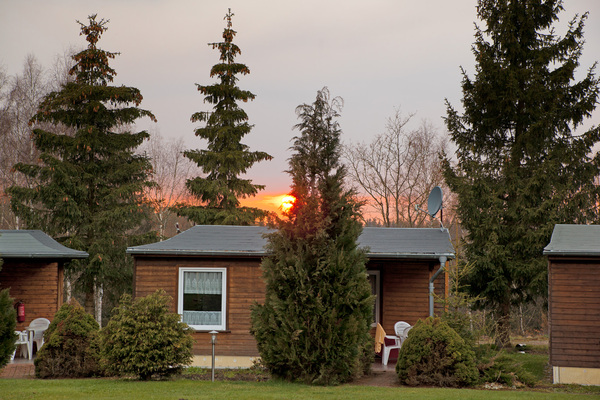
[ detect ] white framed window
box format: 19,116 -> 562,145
178,267 -> 227,331
368,270 -> 380,326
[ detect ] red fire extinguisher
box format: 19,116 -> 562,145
15,301 -> 25,323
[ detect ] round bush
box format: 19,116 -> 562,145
35,300 -> 101,378
0,289 -> 17,369
101,290 -> 194,380
396,317 -> 478,387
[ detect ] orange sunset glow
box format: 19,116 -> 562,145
239,192 -> 295,215
280,195 -> 296,212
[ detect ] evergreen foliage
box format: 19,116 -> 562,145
0,287 -> 17,369
7,15 -> 156,321
100,290 -> 193,380
443,0 -> 600,347
251,88 -> 373,385
174,9 -> 272,225
396,317 -> 479,387
34,300 -> 101,378
476,346 -> 536,387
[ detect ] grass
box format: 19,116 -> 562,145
1,379 -> 599,400
3,343 -> 600,399
504,346 -> 549,382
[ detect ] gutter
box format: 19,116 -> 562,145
126,248 -> 455,260
429,256 -> 447,317
543,250 -> 600,257
0,252 -> 89,259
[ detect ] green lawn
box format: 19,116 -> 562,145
1,379 -> 599,400
3,345 -> 599,399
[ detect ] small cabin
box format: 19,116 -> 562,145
0,230 -> 88,330
544,224 -> 600,385
127,225 -> 454,368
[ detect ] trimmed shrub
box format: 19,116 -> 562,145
101,290 -> 194,380
396,317 -> 479,387
34,300 -> 101,378
0,289 -> 17,368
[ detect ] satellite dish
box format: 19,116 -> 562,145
415,186 -> 445,230
427,186 -> 443,218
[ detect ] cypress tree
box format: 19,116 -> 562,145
8,15 -> 155,324
251,88 -> 373,385
443,0 -> 600,347
174,9 -> 272,225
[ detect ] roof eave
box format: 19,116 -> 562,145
367,252 -> 455,260
126,249 -> 267,257
543,250 -> 600,257
127,249 -> 455,260
1,253 -> 89,259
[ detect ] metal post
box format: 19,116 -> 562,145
210,330 -> 218,381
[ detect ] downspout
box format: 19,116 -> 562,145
429,256 -> 447,317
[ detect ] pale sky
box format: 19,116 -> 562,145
2,0 -> 599,199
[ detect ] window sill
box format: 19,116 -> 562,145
190,329 -> 231,333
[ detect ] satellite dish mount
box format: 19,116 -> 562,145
415,186 -> 444,230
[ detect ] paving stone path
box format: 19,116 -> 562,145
0,363 -> 34,379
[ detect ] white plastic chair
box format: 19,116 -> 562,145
27,318 -> 50,359
382,321 -> 411,366
400,325 -> 412,345
10,331 -> 30,360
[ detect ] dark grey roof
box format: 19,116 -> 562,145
0,230 -> 89,259
543,224 -> 600,257
127,225 -> 454,260
128,225 -> 271,257
359,227 -> 455,259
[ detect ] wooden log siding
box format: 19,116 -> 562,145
133,256 -> 444,357
0,260 -> 63,331
133,256 -> 265,357
549,258 -> 600,369
375,260 -> 444,334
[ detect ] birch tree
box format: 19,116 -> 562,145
345,110 -> 447,227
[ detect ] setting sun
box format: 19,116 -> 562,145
238,192 -> 296,216
280,195 -> 296,212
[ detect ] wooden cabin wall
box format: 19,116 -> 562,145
0,260 -> 62,331
368,259 -> 445,335
134,256 -> 446,357
134,256 -> 264,357
549,258 -> 600,369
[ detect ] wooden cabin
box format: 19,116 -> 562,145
128,225 -> 454,367
0,230 -> 88,331
544,224 -> 600,385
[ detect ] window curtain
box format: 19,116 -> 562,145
183,271 -> 222,326
183,311 -> 221,326
184,271 -> 222,294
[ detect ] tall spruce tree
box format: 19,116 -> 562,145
443,0 -> 600,347
251,88 -> 373,385
8,15 -> 155,325
174,9 -> 272,225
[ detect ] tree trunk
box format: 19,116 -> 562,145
495,302 -> 512,349
94,281 -> 103,328
84,289 -> 94,317
519,304 -> 525,336
65,276 -> 72,302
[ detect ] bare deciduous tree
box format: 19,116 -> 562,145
344,110 -> 448,227
49,46 -> 78,90
0,65 -> 12,229
0,56 -> 48,229
139,130 -> 202,238
0,52 -> 76,230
